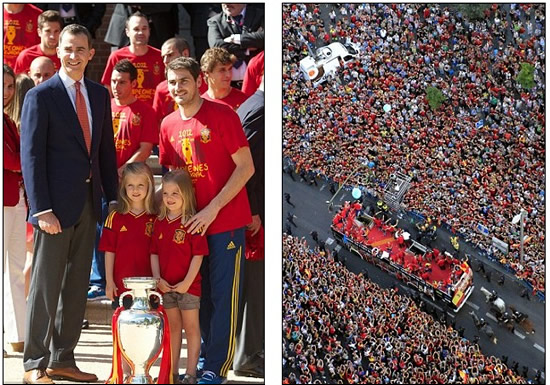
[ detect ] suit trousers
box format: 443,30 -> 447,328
23,184 -> 96,371
234,258 -> 265,371
4,188 -> 28,343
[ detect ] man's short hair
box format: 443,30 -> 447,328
59,24 -> 92,49
38,10 -> 63,30
125,11 -> 148,29
166,57 -> 200,81
162,37 -> 190,55
113,59 -> 138,81
200,47 -> 233,73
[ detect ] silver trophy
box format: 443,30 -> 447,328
117,277 -> 164,384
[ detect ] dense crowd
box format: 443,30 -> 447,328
282,234 -> 527,384
282,3 -> 545,294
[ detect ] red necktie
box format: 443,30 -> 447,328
75,81 -> 91,154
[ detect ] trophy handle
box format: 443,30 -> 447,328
149,290 -> 163,306
119,291 -> 134,307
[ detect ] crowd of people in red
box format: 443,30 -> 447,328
282,3 -> 545,295
283,235 -> 528,384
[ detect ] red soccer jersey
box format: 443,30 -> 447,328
98,210 -> 156,295
150,215 -> 209,296
201,87 -> 248,112
3,4 -> 42,68
13,44 -> 61,74
242,50 -> 264,97
101,46 -> 164,106
111,99 -> 159,167
159,99 -> 252,235
152,72 -> 208,123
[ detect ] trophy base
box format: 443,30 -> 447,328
124,374 -> 154,384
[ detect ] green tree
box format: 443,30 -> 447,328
516,62 -> 536,90
426,86 -> 446,110
448,4 -> 491,20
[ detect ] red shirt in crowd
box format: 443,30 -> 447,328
111,99 -> 159,167
150,215 -> 209,296
3,113 -> 23,206
13,44 -> 61,74
3,4 -> 42,68
159,99 -> 252,235
102,46 -> 164,106
242,50 -> 264,97
152,72 -> 208,123
201,87 -> 248,112
98,210 -> 156,295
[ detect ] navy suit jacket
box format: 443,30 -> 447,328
21,73 -> 118,228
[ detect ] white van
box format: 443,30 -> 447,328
299,42 -> 359,86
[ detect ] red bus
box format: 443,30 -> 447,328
331,202 -> 474,312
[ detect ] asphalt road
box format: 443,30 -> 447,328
282,171 -> 545,381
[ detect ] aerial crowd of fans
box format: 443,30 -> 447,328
282,3 -> 545,295
283,234 -> 529,384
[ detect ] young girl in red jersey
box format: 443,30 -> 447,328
99,162 -> 157,305
151,170 -> 208,384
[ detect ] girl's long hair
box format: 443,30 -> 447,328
117,162 -> 157,215
7,74 -> 34,128
158,169 -> 196,221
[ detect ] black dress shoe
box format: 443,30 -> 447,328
82,319 -> 89,329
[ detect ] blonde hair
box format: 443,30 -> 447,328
158,169 -> 196,221
117,162 -> 156,215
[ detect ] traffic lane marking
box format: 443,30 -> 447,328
466,301 -> 479,311
533,343 -> 544,353
514,330 -> 526,339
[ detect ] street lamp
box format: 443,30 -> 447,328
512,208 -> 527,264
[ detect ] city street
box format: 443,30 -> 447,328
283,171 -> 545,381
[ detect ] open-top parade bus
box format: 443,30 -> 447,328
331,201 -> 474,312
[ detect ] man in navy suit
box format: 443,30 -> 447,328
20,24 -> 118,384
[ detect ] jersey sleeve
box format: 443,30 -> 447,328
190,233 -> 209,257
98,211 -> 118,252
139,103 -> 160,145
101,51 -> 117,86
152,84 -> 164,123
158,116 -> 175,168
150,218 -> 161,255
218,105 -> 249,155
13,51 -> 28,74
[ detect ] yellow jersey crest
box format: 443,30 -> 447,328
173,229 -> 186,244
200,127 -> 211,144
